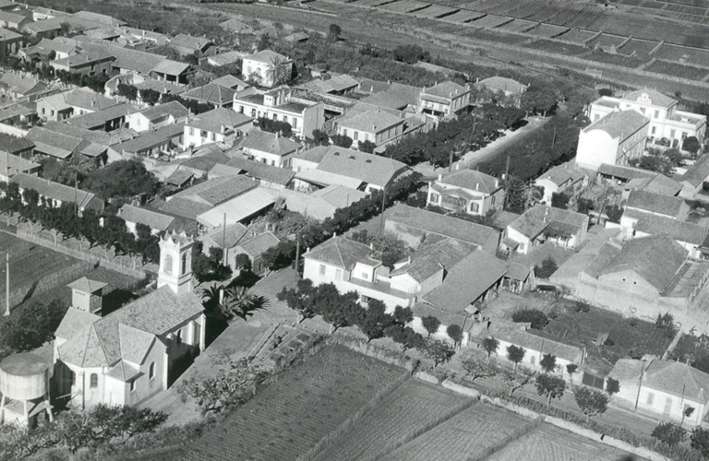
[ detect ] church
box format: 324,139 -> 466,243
52,232 -> 206,410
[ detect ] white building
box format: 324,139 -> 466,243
125,101 -> 189,133
241,49 -> 293,88
575,110 -> 649,171
234,86 -> 325,138
183,108 -> 252,149
417,81 -> 470,120
587,89 -> 706,150
504,205 -> 589,255
239,129 -> 300,168
52,232 -> 206,410
426,169 -> 505,217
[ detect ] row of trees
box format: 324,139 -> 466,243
277,280 -> 460,364
0,182 -> 160,263
652,421 -> 709,459
260,172 -> 422,271
115,83 -> 213,114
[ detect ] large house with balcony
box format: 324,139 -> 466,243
417,81 -> 470,120
241,49 -> 293,88
233,86 -> 324,138
575,109 -> 649,171
426,169 -> 505,217
52,233 -> 206,410
587,89 -> 706,150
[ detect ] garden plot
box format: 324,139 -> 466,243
185,345 -> 404,461
646,60 -> 709,80
380,0 -> 431,12
523,39 -> 588,56
312,380 -> 466,461
526,23 -> 569,38
653,43 -> 709,68
587,32 -> 628,51
545,7 -> 589,26
465,0 -> 518,13
556,28 -> 596,45
489,424 -> 635,461
441,9 -> 486,22
496,18 -> 537,33
380,403 -> 532,460
469,13 -> 514,28
412,4 -> 460,18
355,0 -> 397,7
618,38 -> 660,58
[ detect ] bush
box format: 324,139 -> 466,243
512,308 -> 549,329
652,422 -> 686,447
534,257 -> 558,279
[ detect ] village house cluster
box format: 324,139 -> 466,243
0,2 -> 707,448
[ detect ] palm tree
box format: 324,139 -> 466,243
221,286 -> 269,321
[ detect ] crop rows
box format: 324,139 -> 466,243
381,404 -> 530,460
313,380 -> 464,461
186,345 -> 403,460
646,60 -> 709,80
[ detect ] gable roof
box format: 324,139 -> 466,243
12,173 -> 99,209
509,205 -> 588,240
358,82 -> 421,110
626,190 -> 686,218
237,231 -> 280,257
170,175 -> 258,207
622,209 -> 708,245
626,173 -> 681,197
587,235 -> 688,291
187,108 -> 252,133
150,60 -> 191,76
484,322 -> 583,362
385,204 -> 500,250
224,156 -> 295,185
391,238 -> 474,282
137,100 -> 189,122
583,110 -> 649,140
67,277 -> 107,294
624,88 -> 676,108
182,82 -> 235,106
240,129 -> 299,156
316,148 -> 408,187
477,76 -> 527,94
422,80 -> 468,99
681,154 -> 709,187
67,102 -> 139,130
117,204 -> 175,231
305,236 -> 373,270
211,74 -> 248,90
535,164 -> 586,188
436,169 -> 500,194
244,49 -> 291,66
338,108 -> 403,133
0,152 -> 39,176
170,33 -> 212,52
203,222 -> 248,249
598,163 -> 656,181
611,358 -> 709,403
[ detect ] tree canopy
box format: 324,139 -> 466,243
83,159 -> 160,201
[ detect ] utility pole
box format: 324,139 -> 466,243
222,212 -> 227,266
294,236 -> 300,279
379,184 -> 386,236
4,252 -> 9,317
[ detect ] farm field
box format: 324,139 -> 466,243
312,379 -> 468,461
645,60 -> 709,81
0,232 -> 78,301
184,345 -> 405,460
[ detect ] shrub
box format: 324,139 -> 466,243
534,257 -> 558,279
512,308 -> 549,329
652,422 -> 686,447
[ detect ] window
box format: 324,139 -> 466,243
651,126 -> 656,135
319,264 -> 326,276
469,202 -> 480,213
654,110 -> 659,119
670,129 -> 676,139
429,192 -> 439,204
238,105 -> 244,113
163,254 -> 173,275
209,132 -> 215,141
646,392 -> 654,405
530,355 -> 535,365
149,362 -> 155,380
251,108 -> 256,117
272,113 -> 277,121
90,373 -> 98,388
335,269 -> 343,280
41,107 -> 45,115
129,379 -> 136,392
200,130 -> 208,138
491,196 -> 495,206
189,127 -> 194,136
176,329 -> 182,345
342,129 -> 348,138
353,131 -> 359,141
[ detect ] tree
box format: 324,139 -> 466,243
393,305 -> 413,326
540,353 -> 557,374
331,134 -> 353,148
447,324 -> 463,347
422,339 -> 454,367
219,286 -> 269,321
350,230 -> 409,269
682,136 -> 701,156
327,23 -> 342,42
358,140 -> 376,153
535,374 -> 566,408
507,345 -> 525,373
462,356 -> 495,381
277,279 -> 317,322
511,309 -> 548,329
521,84 -> 558,116
235,253 -> 252,271
691,427 -> 709,457
393,44 -> 429,64
358,299 -> 392,341
566,363 -> 577,382
550,192 -> 570,209
534,257 -> 558,279
576,197 -> 594,214
0,300 -> 68,352
83,159 -> 160,200
573,387 -> 608,422
652,422 -> 686,447
482,337 -> 499,362
605,204 -> 623,223
309,129 -> 330,146
605,377 -> 620,396
257,117 -> 292,137
422,316 -> 440,337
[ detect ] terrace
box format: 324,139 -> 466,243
496,18 -> 537,34
469,13 -> 513,28
556,28 -> 596,45
525,23 -> 569,39
412,4 -> 460,18
380,0 -> 431,13
440,9 -> 486,23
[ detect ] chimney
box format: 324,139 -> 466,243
475,183 -> 479,191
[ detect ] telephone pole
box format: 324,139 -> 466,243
4,252 -> 9,317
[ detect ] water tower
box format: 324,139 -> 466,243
0,352 -> 53,427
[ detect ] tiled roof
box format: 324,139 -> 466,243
583,110 -> 649,140
171,33 -> 211,51
316,148 -> 408,188
681,154 -> 709,187
0,152 -> 39,176
588,235 -> 688,291
52,51 -> 114,68
422,80 -> 468,99
483,322 -> 583,362
436,169 -> 500,194
111,123 -> 184,154
299,74 -> 359,94
240,129 -> 299,156
0,26 -> 21,41
244,49 -> 291,66
626,190 -> 686,218
204,222 -> 248,249
0,132 -> 33,154
159,196 -> 210,220
626,174 -> 681,197
196,187 -> 275,227
623,209 -> 708,245
170,175 -> 258,206
237,231 -> 280,257
27,126 -> 81,158
117,204 -> 175,231
180,148 -> 230,173
358,82 -> 421,110
211,74 -> 248,90
67,102 -> 139,129
385,204 -> 500,250
187,108 -> 252,133
598,163 -> 656,181
624,88 -> 676,108
391,238 -> 474,282
55,307 -> 100,343
151,60 -> 190,76
12,173 -> 99,209
207,51 -> 246,67
536,164 -> 586,188
508,205 -> 588,240
0,73 -> 47,96
293,145 -> 337,163
611,358 -> 709,403
138,101 -> 189,122
338,108 -> 403,133
67,276 -> 107,294
313,185 -> 367,209
224,156 -> 294,185
305,236 -> 373,270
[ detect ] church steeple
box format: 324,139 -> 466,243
157,231 -> 194,295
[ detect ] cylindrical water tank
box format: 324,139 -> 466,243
0,352 -> 50,401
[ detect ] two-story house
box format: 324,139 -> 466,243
575,110 -> 649,171
417,81 -> 470,120
36,87 -> 119,122
587,89 -> 706,150
52,233 -> 206,410
504,205 -> 589,254
233,86 -> 325,138
124,101 -> 189,132
239,129 -> 300,168
426,169 -> 505,217
183,108 -> 252,149
241,49 -> 293,88
334,107 -> 406,149
534,163 -> 588,204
